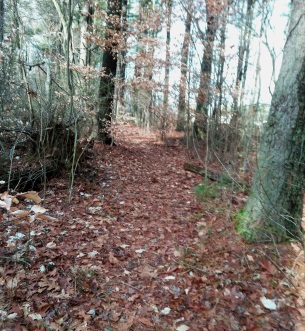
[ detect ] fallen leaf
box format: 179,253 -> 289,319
36,214 -> 58,221
88,250 -> 99,257
247,255 -> 254,262
31,205 -> 47,214
22,191 -> 42,203
11,210 -> 29,218
46,241 -> 57,249
297,307 -> 305,317
260,297 -> 277,310
117,315 -> 134,330
28,313 -> 43,321
7,277 -> 19,289
128,294 -> 140,302
139,265 -> 157,279
109,252 -> 120,264
295,322 -> 305,331
0,200 -> 8,209
2,194 -> 11,210
160,307 -> 171,315
138,317 -> 153,327
163,276 -> 175,280
176,325 -> 189,331
86,309 -> 96,316
7,313 -> 17,319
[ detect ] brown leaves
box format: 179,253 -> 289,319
0,124 -> 303,330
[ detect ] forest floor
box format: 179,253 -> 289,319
1,123 -> 305,331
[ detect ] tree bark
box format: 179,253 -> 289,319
176,6 -> 192,131
52,0 -> 68,53
231,0 -> 254,128
238,0 -> 305,243
79,1 -> 93,66
184,162 -> 220,182
196,1 -> 220,119
97,0 -> 121,142
184,162 -> 249,188
115,0 -> 128,115
132,0 -> 158,128
212,1 -> 231,121
0,0 -> 4,43
163,0 -> 172,117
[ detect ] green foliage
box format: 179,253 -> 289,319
233,209 -> 294,243
195,128 -> 205,141
195,180 -> 218,202
232,209 -> 256,243
218,173 -> 234,187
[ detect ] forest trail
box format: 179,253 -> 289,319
1,123 -> 304,330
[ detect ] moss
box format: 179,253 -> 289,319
195,180 -> 218,202
233,208 -> 295,243
219,172 -> 234,186
232,209 -> 258,243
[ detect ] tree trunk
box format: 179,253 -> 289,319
231,0 -> 254,128
97,0 -> 121,142
163,0 -> 172,120
0,0 -> 4,43
52,0 -> 68,54
115,0 -> 128,116
79,1 -> 93,66
132,0 -> 158,129
238,0 -> 305,243
176,6 -> 192,131
196,1 -> 220,119
212,1 -> 231,121
242,0 -> 266,171
0,0 -> 4,113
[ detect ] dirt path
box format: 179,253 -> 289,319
0,123 -> 303,330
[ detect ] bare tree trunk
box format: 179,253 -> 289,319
52,0 -> 68,51
176,6 -> 192,131
238,0 -> 305,243
114,0 -> 128,116
97,0 -> 121,142
133,0 -> 159,129
196,1 -> 220,120
0,0 -> 4,113
231,0 -> 255,128
79,1 -> 93,66
0,0 -> 4,43
242,0 -> 266,171
212,1 -> 231,122
163,0 -> 172,113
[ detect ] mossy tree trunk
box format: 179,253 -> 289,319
238,0 -> 305,243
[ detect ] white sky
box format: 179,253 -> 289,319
246,0 -> 290,104
166,0 -> 291,108
124,0 -> 291,116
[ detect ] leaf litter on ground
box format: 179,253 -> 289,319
0,123 -> 304,330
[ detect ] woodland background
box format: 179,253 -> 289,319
0,0 -> 290,191
2,0 -> 305,330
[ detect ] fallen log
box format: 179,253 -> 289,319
0,164 -> 58,192
183,162 -> 220,182
0,122 -> 97,192
183,162 -> 250,189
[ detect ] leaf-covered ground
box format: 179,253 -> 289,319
1,123 -> 305,330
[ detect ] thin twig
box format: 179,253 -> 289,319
258,249 -> 297,290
